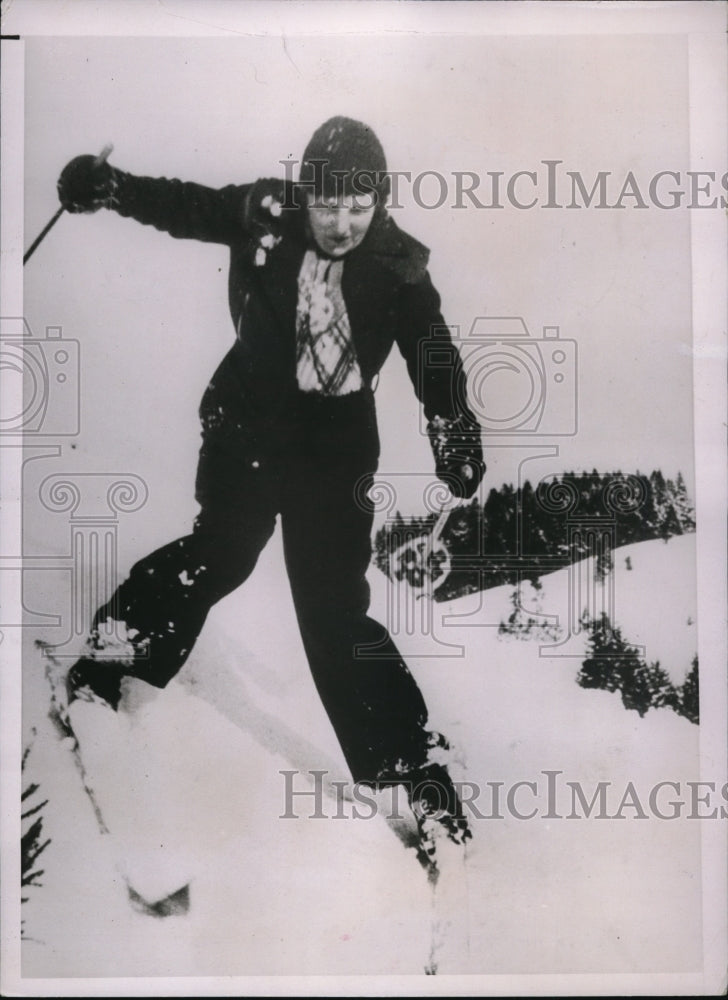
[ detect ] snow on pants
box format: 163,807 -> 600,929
89,389 -> 432,785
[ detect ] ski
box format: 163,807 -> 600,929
36,640 -> 191,916
37,640 -> 110,836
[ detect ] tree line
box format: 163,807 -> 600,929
373,470 -> 695,602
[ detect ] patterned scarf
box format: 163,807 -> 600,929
295,249 -> 363,395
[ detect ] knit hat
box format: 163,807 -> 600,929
299,116 -> 390,202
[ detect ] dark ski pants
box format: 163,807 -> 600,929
86,390 -> 431,785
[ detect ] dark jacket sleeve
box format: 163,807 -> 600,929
394,270 -> 473,424
109,169 -> 249,245
394,270 -> 486,496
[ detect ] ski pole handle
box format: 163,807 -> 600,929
23,143 -> 114,265
93,144 -> 114,168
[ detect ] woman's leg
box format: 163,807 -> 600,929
69,493 -> 278,707
279,391 -> 471,848
277,391 -> 431,786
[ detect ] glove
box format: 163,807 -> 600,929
427,413 -> 485,500
57,154 -> 117,214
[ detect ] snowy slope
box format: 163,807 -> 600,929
21,532 -> 701,978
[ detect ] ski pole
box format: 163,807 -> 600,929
431,492 -> 471,546
23,143 -> 114,265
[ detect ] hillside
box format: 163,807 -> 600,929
21,532 -> 701,978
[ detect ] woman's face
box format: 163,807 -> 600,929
306,191 -> 376,257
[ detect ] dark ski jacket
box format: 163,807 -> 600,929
108,171 -> 483,480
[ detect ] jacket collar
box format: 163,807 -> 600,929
344,208 -> 430,285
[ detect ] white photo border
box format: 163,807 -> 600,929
1,2 -> 726,996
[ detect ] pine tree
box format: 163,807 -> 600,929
650,470 -> 668,531
676,656 -> 699,724
659,502 -> 682,542
577,614 -> 624,693
635,471 -> 659,541
646,661 -> 680,711
674,472 -> 696,532
619,659 -> 678,717
21,737 -> 51,938
577,615 -> 679,718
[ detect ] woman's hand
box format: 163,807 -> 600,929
57,154 -> 116,214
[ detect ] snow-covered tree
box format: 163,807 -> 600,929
676,656 -> 699,725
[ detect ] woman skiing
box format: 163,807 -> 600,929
56,116 -> 485,853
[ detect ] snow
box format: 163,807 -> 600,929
21,532 -> 701,978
